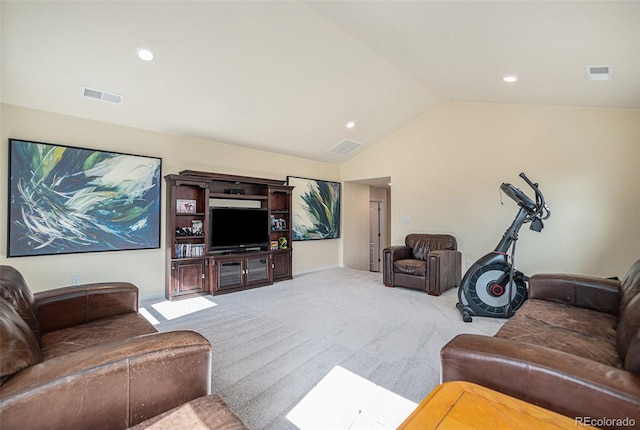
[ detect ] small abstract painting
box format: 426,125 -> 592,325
287,176 -> 340,241
8,139 -> 162,257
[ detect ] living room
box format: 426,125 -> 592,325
1,1 -> 639,429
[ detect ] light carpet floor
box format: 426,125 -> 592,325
140,268 -> 506,430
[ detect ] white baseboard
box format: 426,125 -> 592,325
293,264 -> 343,276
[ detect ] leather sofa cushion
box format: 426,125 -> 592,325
617,293 -> 640,374
514,299 -> 617,338
495,310 -> 622,369
0,265 -> 40,342
410,240 -> 430,260
620,259 -> 640,314
616,259 -> 640,374
41,313 -> 157,360
128,395 -> 247,430
623,331 -> 640,375
405,234 -> 457,253
394,259 -> 426,277
0,298 -> 42,385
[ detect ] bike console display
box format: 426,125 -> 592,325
500,183 -> 537,212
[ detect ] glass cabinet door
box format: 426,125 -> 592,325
246,254 -> 271,285
217,258 -> 244,290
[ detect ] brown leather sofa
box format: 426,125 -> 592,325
0,265 -> 242,429
441,259 -> 640,429
383,234 -> 462,296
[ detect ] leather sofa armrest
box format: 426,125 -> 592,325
384,246 -> 412,262
34,282 -> 139,333
528,274 -> 621,315
426,250 -> 462,295
383,246 -> 412,286
0,330 -> 211,429
441,334 -> 640,425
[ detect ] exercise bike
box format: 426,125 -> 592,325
456,172 -> 550,322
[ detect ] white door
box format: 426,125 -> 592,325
370,201 -> 381,272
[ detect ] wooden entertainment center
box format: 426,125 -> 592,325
165,171 -> 293,300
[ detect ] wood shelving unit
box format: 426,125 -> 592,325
165,171 -> 293,300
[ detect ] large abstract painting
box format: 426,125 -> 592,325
8,139 -> 162,257
287,176 -> 340,241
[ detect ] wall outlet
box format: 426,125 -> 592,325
72,275 -> 81,285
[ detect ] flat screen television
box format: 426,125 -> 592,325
209,207 -> 270,252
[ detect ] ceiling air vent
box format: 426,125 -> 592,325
82,87 -> 123,104
586,65 -> 613,81
328,139 -> 361,156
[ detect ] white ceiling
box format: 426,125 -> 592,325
2,1 -> 638,164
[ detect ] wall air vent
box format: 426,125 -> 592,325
328,139 -> 361,156
82,87 -> 124,104
586,65 -> 613,81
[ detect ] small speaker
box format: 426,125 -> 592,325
227,188 -> 245,195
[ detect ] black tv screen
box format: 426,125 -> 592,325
210,207 -> 269,251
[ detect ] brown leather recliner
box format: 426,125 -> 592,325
0,265 -> 212,429
383,234 -> 462,296
441,259 -> 640,429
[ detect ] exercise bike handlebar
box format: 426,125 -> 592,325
518,172 -> 551,221
519,172 -> 543,205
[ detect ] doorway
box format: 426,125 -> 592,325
343,178 -> 390,272
369,184 -> 389,272
370,200 -> 382,272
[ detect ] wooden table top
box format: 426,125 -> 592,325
398,381 -> 594,429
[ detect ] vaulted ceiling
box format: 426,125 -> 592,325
2,1 -> 638,164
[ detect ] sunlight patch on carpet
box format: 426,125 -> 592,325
286,365 -> 417,430
147,296 -> 217,321
139,307 -> 161,325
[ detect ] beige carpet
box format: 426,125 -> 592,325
140,267 -> 506,430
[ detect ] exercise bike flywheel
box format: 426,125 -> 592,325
459,262 -> 527,319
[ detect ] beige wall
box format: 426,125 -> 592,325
4,101 -> 638,293
1,104 -> 341,295
341,101 -> 640,278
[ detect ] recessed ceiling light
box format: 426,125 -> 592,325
137,48 -> 154,61
503,75 -> 518,83
346,121 -> 355,129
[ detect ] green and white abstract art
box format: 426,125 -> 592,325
287,176 -> 340,241
8,139 -> 161,257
